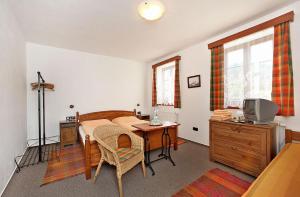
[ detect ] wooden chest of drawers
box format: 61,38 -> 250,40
137,114 -> 150,121
60,121 -> 77,147
209,120 -> 276,177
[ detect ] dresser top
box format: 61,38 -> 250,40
60,120 -> 76,124
209,119 -> 277,129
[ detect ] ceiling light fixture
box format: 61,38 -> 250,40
138,0 -> 165,21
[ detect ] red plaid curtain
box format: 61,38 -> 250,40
174,59 -> 181,108
272,22 -> 294,116
152,67 -> 157,106
210,45 -> 224,111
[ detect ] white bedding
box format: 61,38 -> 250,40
79,116 -> 148,145
112,116 -> 148,131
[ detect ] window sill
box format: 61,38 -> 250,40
226,106 -> 241,110
156,104 -> 174,107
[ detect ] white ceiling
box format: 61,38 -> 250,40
8,0 -> 296,63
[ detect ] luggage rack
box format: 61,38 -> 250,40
14,138 -> 60,173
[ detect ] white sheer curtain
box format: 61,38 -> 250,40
224,32 -> 273,108
156,62 -> 175,105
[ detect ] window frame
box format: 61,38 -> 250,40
156,62 -> 176,106
152,55 -> 181,107
224,34 -> 274,109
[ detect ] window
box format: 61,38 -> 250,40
224,28 -> 274,108
152,55 -> 181,108
156,61 -> 175,105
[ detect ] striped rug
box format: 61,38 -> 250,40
42,144 -> 85,185
172,168 -> 252,197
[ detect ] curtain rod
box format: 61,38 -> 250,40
208,11 -> 294,49
152,55 -> 181,69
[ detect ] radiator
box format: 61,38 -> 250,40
275,124 -> 286,154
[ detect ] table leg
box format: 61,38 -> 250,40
166,128 -> 176,166
157,128 -> 176,166
159,129 -> 165,157
158,129 -> 165,157
143,132 -> 155,176
164,129 -> 168,160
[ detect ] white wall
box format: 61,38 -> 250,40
0,0 -> 27,195
26,43 -> 147,142
147,1 -> 300,146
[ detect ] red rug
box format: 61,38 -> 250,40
172,168 -> 252,197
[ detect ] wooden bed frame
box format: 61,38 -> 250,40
243,128 -> 300,196
76,110 -> 178,180
285,129 -> 300,143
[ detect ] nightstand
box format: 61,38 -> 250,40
60,120 -> 77,147
137,114 -> 150,121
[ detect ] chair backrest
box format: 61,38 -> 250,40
93,124 -> 130,149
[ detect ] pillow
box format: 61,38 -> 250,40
81,119 -> 115,140
112,116 -> 139,124
81,119 -> 113,127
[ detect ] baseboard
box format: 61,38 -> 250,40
0,148 -> 27,196
179,136 -> 209,147
27,136 -> 60,147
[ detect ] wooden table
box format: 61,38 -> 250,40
132,122 -> 180,176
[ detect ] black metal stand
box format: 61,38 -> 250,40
143,127 -> 176,176
14,72 -> 60,173
37,71 -> 45,162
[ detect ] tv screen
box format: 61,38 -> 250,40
243,98 -> 278,124
244,100 -> 256,115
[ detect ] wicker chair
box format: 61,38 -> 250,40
93,124 -> 146,197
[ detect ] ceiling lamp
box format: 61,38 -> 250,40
138,1 -> 165,21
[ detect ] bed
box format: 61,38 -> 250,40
243,129 -> 300,196
75,110 -> 178,180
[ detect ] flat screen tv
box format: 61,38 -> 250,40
243,98 -> 278,124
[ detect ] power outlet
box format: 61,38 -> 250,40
193,127 -> 198,131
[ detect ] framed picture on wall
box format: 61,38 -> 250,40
187,75 -> 201,88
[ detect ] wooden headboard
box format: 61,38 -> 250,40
76,110 -> 136,123
285,129 -> 300,143
76,110 -> 136,134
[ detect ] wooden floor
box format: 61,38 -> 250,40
41,138 -> 186,185
42,144 -> 85,185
